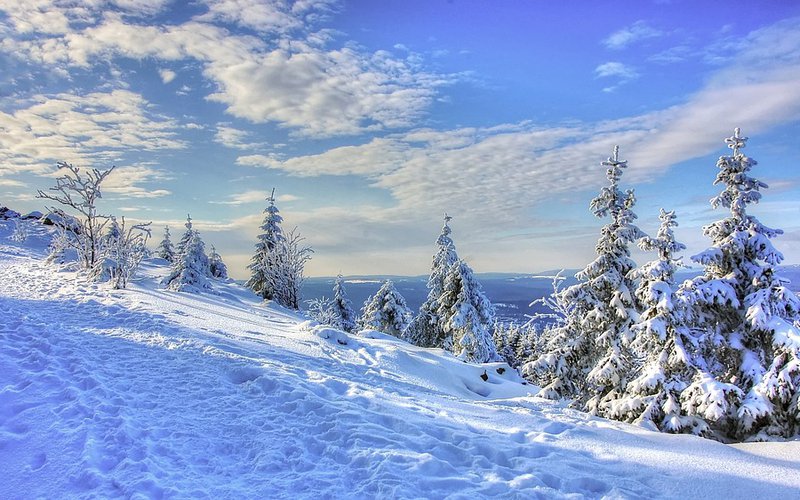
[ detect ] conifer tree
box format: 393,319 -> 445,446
682,129 -> 800,439
438,259 -> 499,363
406,214 -> 459,347
524,146 -> 645,412
333,274 -> 357,333
613,209 -> 703,432
156,226 -> 176,262
162,215 -> 212,292
104,216 -> 121,243
208,245 -> 229,280
494,322 -> 522,368
246,189 -> 285,300
359,280 -> 413,338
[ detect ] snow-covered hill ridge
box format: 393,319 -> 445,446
1,221 -> 799,499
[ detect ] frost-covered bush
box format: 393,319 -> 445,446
264,228 -> 312,310
101,217 -> 151,289
36,162 -> 115,271
8,218 -> 28,243
306,297 -> 341,328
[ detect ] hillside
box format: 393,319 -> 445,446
1,220 -> 799,499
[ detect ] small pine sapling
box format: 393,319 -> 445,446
333,274 -> 358,333
208,245 -> 229,280
360,280 -> 413,338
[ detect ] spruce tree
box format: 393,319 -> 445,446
494,322 -> 522,368
104,216 -> 121,243
438,259 -> 499,363
613,209 -> 703,432
524,146 -> 645,412
156,226 -> 176,262
246,189 -> 285,300
682,129 -> 800,439
332,274 -> 357,333
208,245 -> 229,280
406,214 -> 459,347
162,215 -> 212,292
359,280 -> 413,338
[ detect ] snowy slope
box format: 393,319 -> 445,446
1,220 -> 799,499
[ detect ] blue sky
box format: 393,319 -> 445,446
2,0 -> 800,278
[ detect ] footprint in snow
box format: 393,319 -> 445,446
227,366 -> 264,385
29,452 -> 47,471
541,421 -> 571,435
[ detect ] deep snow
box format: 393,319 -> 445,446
1,220 -> 799,499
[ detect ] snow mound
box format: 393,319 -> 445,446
1,220 -> 799,499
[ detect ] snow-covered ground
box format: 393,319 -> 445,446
1,220 -> 799,499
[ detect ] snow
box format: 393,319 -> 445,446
1,220 -> 799,498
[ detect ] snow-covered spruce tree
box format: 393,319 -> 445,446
682,129 -> 800,440
208,245 -> 229,280
406,214 -> 460,347
36,161 -> 114,271
156,226 -> 176,262
263,227 -> 312,310
104,216 -> 121,243
611,209 -> 705,432
359,280 -> 413,338
333,274 -> 358,333
437,259 -> 499,363
524,146 -> 645,412
162,215 -> 212,292
246,189 -> 286,300
494,322 -> 523,368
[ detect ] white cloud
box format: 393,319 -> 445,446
159,68 -> 176,83
236,137 -> 410,176
0,90 -> 184,176
213,124 -> 264,149
0,2 -> 448,138
603,21 -> 662,50
255,26 -> 800,240
194,0 -> 303,34
208,190 -> 299,207
210,189 -> 273,205
595,61 -> 639,92
648,45 -> 692,64
595,61 -> 639,80
104,165 -> 174,198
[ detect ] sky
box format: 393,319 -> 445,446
1,0 -> 800,279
